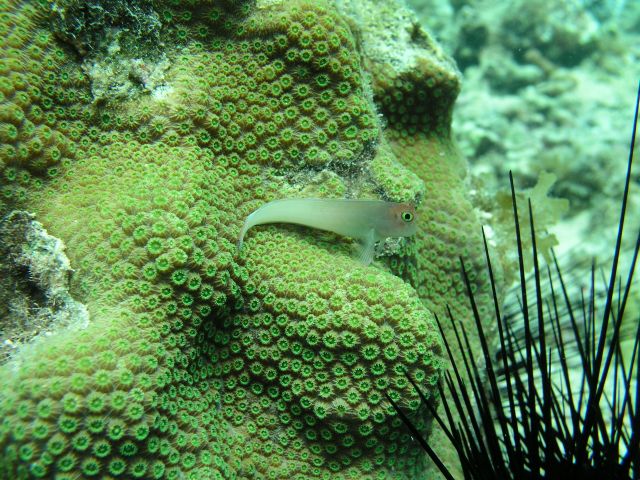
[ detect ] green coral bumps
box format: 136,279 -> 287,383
0,0 -> 490,479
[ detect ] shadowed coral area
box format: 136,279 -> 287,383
0,0 -> 488,478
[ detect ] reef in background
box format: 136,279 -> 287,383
408,0 -> 640,265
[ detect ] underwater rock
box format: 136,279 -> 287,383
499,0 -> 600,67
0,211 -> 89,365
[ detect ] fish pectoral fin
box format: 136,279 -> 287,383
356,229 -> 377,266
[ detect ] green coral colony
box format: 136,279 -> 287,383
0,0 -> 489,479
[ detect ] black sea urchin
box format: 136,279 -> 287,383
387,81 -> 640,480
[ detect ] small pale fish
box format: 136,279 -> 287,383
237,198 -> 418,265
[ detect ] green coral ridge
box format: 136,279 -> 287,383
0,0 -> 489,479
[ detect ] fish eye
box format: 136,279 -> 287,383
401,211 -> 414,222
